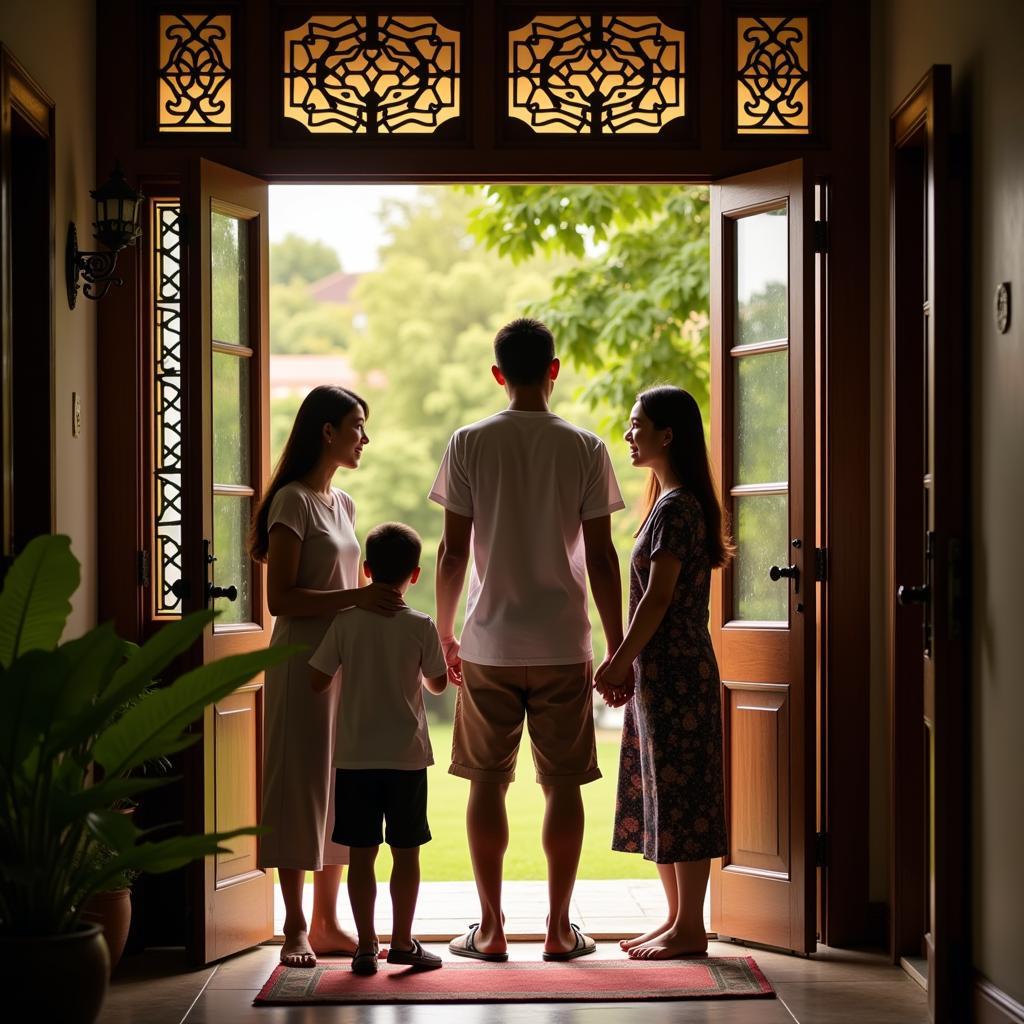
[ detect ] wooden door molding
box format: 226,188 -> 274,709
0,45 -> 56,565
887,65 -> 970,1023
710,159 -> 816,954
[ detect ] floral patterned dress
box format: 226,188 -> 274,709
612,488 -> 728,863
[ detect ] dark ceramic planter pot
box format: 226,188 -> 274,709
0,923 -> 109,1023
82,887 -> 132,972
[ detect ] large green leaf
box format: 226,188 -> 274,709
101,611 -> 216,708
92,644 -> 299,777
0,535 -> 79,668
101,827 -> 264,877
0,649 -> 71,773
52,777 -> 171,827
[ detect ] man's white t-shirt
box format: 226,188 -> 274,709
310,607 -> 448,770
429,409 -> 625,667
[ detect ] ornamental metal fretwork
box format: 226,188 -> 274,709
736,16 -> 810,134
158,13 -> 232,132
153,201 -> 184,617
508,15 -> 686,134
282,14 -> 460,134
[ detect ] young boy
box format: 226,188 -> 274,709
310,522 -> 448,975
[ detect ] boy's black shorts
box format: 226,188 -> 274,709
332,768 -> 431,849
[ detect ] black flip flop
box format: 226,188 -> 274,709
387,938 -> 443,970
351,949 -> 379,975
448,923 -> 509,962
542,923 -> 597,962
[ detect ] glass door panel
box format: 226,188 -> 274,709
730,203 -> 790,624
210,207 -> 254,628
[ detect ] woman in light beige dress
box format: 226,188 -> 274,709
249,385 -> 404,967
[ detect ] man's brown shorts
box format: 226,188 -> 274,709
449,661 -> 601,786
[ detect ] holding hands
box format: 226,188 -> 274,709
441,634 -> 463,686
595,650 -> 635,708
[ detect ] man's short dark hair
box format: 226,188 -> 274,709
364,522 -> 422,584
494,318 -> 555,386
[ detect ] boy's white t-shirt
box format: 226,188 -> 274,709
310,607 -> 447,771
429,409 -> 625,667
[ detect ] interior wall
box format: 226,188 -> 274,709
0,0 -> 97,635
872,0 -> 1024,1003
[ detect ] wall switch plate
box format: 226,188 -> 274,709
72,392 -> 82,437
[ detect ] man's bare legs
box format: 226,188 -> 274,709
620,862 -> 680,950
541,783 -> 585,954
465,780 -> 510,954
346,847 -> 379,957
629,858 -> 710,959
308,864 -> 359,955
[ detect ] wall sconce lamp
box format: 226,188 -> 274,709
66,163 -> 144,309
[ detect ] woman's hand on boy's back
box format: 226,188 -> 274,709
353,582 -> 406,616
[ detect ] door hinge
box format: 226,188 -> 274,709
814,219 -> 829,254
815,831 -> 828,867
814,547 -> 828,582
137,549 -> 151,588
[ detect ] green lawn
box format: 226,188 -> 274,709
318,723 -> 657,883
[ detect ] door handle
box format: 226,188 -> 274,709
896,584 -> 930,606
203,538 -> 237,605
206,582 -> 238,602
769,564 -> 800,593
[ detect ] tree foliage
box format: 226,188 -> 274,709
270,232 -> 342,285
465,185 -> 711,419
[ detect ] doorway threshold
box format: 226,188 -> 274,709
274,878 -> 711,943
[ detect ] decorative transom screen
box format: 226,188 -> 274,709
736,16 -> 810,135
158,13 -> 232,132
508,14 -> 685,134
282,14 -> 461,133
152,201 -> 185,617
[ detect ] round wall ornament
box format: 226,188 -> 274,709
995,282 -> 1011,334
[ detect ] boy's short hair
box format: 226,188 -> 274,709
364,522 -> 422,584
494,318 -> 555,386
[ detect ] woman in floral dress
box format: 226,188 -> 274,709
595,385 -> 733,960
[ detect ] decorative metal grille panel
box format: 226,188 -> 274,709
153,201 -> 184,617
158,13 -> 233,132
507,14 -> 685,134
736,16 -> 810,135
282,14 -> 460,134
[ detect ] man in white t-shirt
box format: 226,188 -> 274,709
430,318 -> 625,962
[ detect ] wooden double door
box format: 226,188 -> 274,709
181,157 -> 820,961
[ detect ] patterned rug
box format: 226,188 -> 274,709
254,956 -> 774,1004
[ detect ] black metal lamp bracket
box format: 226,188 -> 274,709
66,222 -> 123,309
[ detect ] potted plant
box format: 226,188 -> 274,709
0,536 -> 296,1024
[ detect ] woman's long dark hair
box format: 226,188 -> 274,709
248,385 -> 368,562
634,386 -> 734,568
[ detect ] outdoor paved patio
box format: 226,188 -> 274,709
275,879 -> 711,942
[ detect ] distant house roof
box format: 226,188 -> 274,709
308,270 -> 361,305
269,353 -> 385,398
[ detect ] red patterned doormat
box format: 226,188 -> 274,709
254,956 -> 774,1005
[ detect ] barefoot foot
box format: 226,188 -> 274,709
280,929 -> 316,968
627,927 -> 708,960
308,921 -> 359,956
619,921 -> 673,951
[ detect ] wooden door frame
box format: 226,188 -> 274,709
0,44 -> 56,565
94,0 -> 872,952
887,65 -> 970,1022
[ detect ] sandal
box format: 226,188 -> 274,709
448,923 -> 509,962
542,923 -> 597,962
351,948 -> 379,975
387,938 -> 443,970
